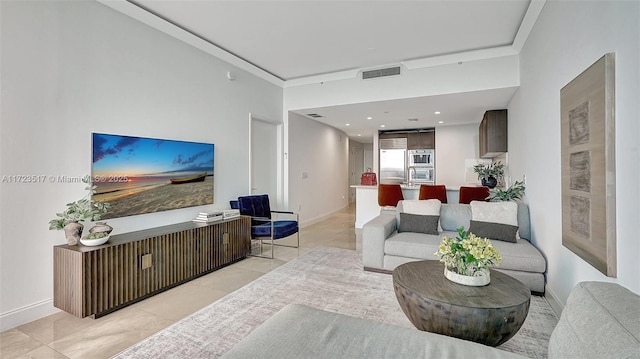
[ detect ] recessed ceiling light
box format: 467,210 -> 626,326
380,125 -> 385,128
346,123 -> 350,126
357,134 -> 362,136
438,121 -> 444,124
366,116 -> 372,120
434,111 -> 441,115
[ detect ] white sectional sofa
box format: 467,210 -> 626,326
362,200 -> 547,293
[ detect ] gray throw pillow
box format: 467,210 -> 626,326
468,220 -> 518,243
398,213 -> 439,235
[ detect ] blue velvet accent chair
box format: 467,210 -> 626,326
236,194 -> 299,258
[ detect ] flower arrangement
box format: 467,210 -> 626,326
435,226 -> 502,276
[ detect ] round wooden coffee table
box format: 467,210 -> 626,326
392,260 -> 530,347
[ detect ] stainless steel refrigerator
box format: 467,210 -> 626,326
379,138 -> 407,184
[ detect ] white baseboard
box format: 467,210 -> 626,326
0,298 -> 60,332
299,205 -> 349,229
544,284 -> 564,318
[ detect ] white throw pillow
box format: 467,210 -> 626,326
470,200 -> 520,240
402,199 -> 441,215
470,201 -> 518,226
401,199 -> 442,232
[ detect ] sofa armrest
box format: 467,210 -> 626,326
362,214 -> 397,269
548,281 -> 640,359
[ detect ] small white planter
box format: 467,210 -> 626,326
444,267 -> 490,286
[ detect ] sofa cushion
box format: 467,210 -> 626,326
384,231 -> 456,260
548,281 -> 640,359
469,220 -> 518,243
490,238 -> 546,273
385,233 -> 545,274
398,213 -> 439,235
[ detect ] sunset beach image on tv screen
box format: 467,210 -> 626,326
92,133 -> 214,219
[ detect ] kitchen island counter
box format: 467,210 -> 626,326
350,184 -> 463,228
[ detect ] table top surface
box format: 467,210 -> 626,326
54,216 -> 248,253
393,260 -> 530,309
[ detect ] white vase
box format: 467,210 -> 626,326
444,267 -> 490,286
80,235 -> 110,247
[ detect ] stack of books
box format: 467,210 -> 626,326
222,209 -> 240,219
193,211 -> 223,223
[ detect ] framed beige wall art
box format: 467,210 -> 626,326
560,53 -> 616,277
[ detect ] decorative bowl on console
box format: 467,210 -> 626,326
80,232 -> 110,246
89,222 -> 113,235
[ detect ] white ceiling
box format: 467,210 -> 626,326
125,0 -> 537,143
295,87 -> 519,142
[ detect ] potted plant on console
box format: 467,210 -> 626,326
49,177 -> 111,246
473,161 -> 504,189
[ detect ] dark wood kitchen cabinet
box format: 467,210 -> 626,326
407,131 -> 435,149
479,110 -> 507,158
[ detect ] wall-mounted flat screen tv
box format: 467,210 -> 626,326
92,133 -> 214,219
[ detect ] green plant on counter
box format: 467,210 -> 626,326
473,161 -> 505,181
488,180 -> 526,202
48,176 -> 111,230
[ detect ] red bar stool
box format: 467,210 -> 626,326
378,184 -> 404,207
458,186 -> 490,204
418,184 -> 447,203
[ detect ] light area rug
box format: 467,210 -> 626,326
112,247 -> 558,359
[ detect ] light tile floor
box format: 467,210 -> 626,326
0,205 -> 358,359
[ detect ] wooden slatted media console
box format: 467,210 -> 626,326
53,216 -> 251,318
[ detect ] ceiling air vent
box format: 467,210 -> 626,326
306,113 -> 323,118
362,66 -> 401,80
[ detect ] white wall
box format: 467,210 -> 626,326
434,124 -> 482,187
288,112 -> 349,226
363,143 -> 374,172
0,1 -> 283,330
508,0 -> 640,304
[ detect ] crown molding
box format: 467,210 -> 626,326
98,0 -> 546,90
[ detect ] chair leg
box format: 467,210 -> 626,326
248,226 -> 299,259
247,238 -> 274,259
271,234 -> 299,248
